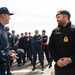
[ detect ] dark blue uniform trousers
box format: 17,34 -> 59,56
27,48 -> 32,61
0,64 -> 6,75
32,46 -> 44,67
23,48 -> 32,62
0,72 -> 5,75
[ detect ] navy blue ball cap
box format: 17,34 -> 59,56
35,30 -> 39,33
4,26 -> 9,31
12,30 -> 15,32
42,30 -> 46,32
29,32 -> 31,34
56,10 -> 71,17
0,7 -> 14,15
25,32 -> 27,34
21,33 -> 23,35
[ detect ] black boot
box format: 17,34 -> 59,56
49,63 -> 52,68
32,66 -> 36,71
7,68 -> 12,75
41,65 -> 44,71
7,72 -> 12,75
18,64 -> 21,67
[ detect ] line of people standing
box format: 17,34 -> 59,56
4,26 -> 53,73
18,30 -> 53,71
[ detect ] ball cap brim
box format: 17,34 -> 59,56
0,7 -> 14,15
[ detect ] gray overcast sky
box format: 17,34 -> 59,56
0,0 -> 75,36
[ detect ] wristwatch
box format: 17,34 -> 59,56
68,58 -> 72,63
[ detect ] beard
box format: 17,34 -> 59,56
57,20 -> 66,26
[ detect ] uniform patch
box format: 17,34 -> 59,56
64,36 -> 68,42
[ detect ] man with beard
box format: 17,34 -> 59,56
48,10 -> 75,75
42,30 -> 52,68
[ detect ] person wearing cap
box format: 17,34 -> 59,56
48,10 -> 75,75
42,30 -> 53,68
22,32 -> 33,65
5,27 -> 14,50
11,30 -> 19,51
28,32 -> 33,63
17,33 -> 24,66
32,30 -> 44,71
19,33 -> 24,49
22,32 -> 28,65
5,26 -> 15,75
0,7 -> 17,75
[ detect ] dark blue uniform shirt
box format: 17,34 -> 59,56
32,35 -> 43,46
0,23 -> 9,71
